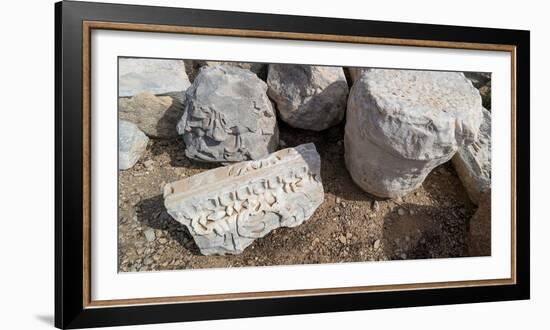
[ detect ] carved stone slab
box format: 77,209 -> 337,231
163,143 -> 324,255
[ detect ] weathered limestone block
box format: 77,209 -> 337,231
119,58 -> 191,97
119,92 -> 184,139
163,143 -> 324,255
452,107 -> 491,205
177,65 -> 278,162
119,120 -> 149,170
468,189 -> 491,256
345,69 -> 483,198
267,64 -> 349,131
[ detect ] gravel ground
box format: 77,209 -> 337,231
118,122 -> 478,273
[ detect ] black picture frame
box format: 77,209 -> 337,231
55,0 -> 530,328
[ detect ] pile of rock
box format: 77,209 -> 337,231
117,58 -> 491,255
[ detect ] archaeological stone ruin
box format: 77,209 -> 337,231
118,58 -> 492,257
163,143 -> 324,255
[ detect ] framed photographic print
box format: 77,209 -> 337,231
55,0 -> 530,328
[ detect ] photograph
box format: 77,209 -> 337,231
117,57 -> 492,272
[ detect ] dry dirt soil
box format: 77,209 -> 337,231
118,122 -> 479,273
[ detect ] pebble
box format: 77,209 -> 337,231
144,160 -> 154,169
279,139 -> 287,148
338,235 -> 347,244
334,206 -> 341,213
400,253 -> 408,259
372,200 -> 380,212
398,208 -> 406,216
373,239 -> 381,250
144,228 -> 156,242
336,197 -> 341,204
346,232 -> 352,239
410,210 -> 415,216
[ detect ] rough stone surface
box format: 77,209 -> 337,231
119,92 -> 184,139
452,107 -> 491,205
348,67 -> 369,82
119,120 -> 149,170
345,69 -> 483,198
267,64 -> 349,131
468,189 -> 491,256
119,58 -> 191,97
184,60 -> 267,81
163,143 -> 324,255
177,65 -> 278,162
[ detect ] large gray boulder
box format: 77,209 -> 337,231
177,65 -> 278,162
119,92 -> 184,139
119,120 -> 149,170
452,108 -> 491,205
267,64 -> 349,131
345,69 -> 483,198
163,143 -> 324,255
119,58 -> 191,97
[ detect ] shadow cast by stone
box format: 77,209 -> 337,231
380,201 -> 470,260
135,194 -> 202,255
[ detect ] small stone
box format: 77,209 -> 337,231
400,253 -> 408,259
119,120 -> 149,170
336,197 -> 341,204
373,239 -> 381,250
144,160 -> 154,169
338,235 -> 347,244
346,232 -> 352,239
334,206 -> 341,213
279,139 -> 287,148
158,238 -> 168,244
409,210 -> 415,216
398,208 -> 406,216
144,228 -> 156,242
372,201 -> 380,212
143,257 -> 154,265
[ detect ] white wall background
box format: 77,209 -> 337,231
0,0 -> 546,329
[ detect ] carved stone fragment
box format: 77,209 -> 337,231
345,69 -> 483,198
177,65 -> 278,163
163,143 -> 324,255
